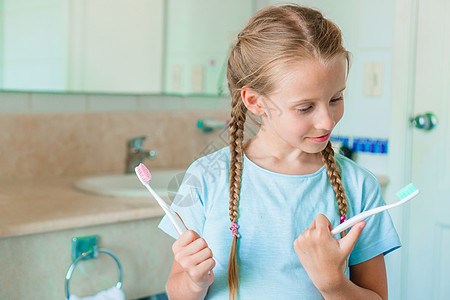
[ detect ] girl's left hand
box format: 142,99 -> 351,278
293,214 -> 366,293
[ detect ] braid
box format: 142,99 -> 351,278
227,91 -> 247,300
321,141 -> 348,238
224,3 -> 350,296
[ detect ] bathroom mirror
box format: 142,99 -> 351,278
0,0 -> 254,96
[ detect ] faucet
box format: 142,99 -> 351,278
197,118 -> 230,133
125,136 -> 157,173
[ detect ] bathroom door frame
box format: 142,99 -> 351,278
392,0 -> 450,298
388,0 -> 418,299
389,0 -> 450,298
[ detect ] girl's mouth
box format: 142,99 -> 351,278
308,133 -> 331,143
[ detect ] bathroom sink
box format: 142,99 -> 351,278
73,168 -> 186,199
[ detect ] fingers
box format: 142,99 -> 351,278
177,247 -> 214,275
339,221 -> 366,255
193,256 -> 216,278
314,214 -> 333,232
189,245 -> 214,266
171,229 -> 215,287
295,214 -> 333,253
186,258 -> 215,288
180,236 -> 210,258
173,231 -> 211,263
172,230 -> 200,252
295,215 -> 366,285
303,214 -> 332,240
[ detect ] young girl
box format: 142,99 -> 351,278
159,4 -> 400,300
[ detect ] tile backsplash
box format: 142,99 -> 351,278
0,91 -> 230,114
0,109 -> 231,180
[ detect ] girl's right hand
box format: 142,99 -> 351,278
172,230 -> 216,291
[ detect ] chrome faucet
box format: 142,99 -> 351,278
125,136 -> 157,173
197,118 -> 229,133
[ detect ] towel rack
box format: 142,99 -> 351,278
65,248 -> 123,300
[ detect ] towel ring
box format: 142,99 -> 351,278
65,248 -> 123,300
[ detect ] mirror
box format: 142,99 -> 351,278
0,0 -> 254,96
164,1 -> 253,96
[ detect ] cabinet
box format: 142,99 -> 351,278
0,218 -> 173,299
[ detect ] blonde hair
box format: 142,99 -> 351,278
226,4 -> 349,299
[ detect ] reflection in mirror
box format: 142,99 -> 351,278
0,0 -> 255,96
0,0 -> 164,93
164,0 -> 253,96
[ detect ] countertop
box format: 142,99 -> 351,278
0,175 -> 389,239
0,176 -> 165,238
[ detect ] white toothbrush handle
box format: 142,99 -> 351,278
331,205 -> 391,236
144,183 -> 188,236
331,189 -> 420,236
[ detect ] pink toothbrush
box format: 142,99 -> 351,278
135,163 -> 188,235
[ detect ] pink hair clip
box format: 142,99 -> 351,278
230,222 -> 240,238
340,215 -> 347,224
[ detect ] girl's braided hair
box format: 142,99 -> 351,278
226,4 -> 349,299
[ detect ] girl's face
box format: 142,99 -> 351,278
259,57 -> 347,155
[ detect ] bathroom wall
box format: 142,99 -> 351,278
0,0 -> 395,177
0,0 -> 68,91
0,91 -> 231,180
0,1 -> 401,298
69,0 -> 164,93
257,0 -> 394,176
164,0 -> 254,95
0,0 -> 164,93
0,92 -> 235,298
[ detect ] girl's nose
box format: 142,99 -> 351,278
315,107 -> 336,130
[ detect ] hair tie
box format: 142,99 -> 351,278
340,215 -> 347,224
230,222 -> 240,238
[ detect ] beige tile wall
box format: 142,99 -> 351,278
0,111 -> 232,180
0,93 -> 237,180
0,91 -> 265,180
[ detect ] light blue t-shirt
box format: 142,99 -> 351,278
158,146 -> 401,299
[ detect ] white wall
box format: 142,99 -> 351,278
1,0 -> 68,91
164,0 -> 254,95
0,0 -> 3,86
69,0 -> 164,93
0,0 -> 164,93
256,0 -> 394,176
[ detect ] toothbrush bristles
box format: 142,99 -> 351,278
135,163 -> 152,184
396,183 -> 418,199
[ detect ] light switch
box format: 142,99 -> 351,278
363,62 -> 384,97
171,64 -> 183,92
191,64 -> 203,93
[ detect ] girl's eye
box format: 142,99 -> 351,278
331,96 -> 343,103
297,106 -> 312,113
296,95 -> 343,113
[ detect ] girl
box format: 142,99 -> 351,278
159,4 -> 400,300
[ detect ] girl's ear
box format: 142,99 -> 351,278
241,87 -> 266,116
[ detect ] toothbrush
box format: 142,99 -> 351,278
135,163 -> 188,235
331,183 -> 419,236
